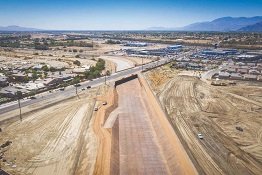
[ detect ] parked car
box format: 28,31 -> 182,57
74,84 -> 81,87
94,107 -> 98,111
102,102 -> 107,105
86,86 -> 91,89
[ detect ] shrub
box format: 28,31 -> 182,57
73,60 -> 81,66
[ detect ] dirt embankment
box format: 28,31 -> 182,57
92,86 -> 118,175
0,89 -> 98,175
144,65 -> 180,94
138,75 -> 198,175
154,75 -> 262,175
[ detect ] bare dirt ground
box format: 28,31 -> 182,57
145,68 -> 262,175
99,55 -> 134,72
119,55 -> 153,66
216,81 -> 262,104
0,88 -> 101,175
92,85 -> 116,175
145,65 -> 180,94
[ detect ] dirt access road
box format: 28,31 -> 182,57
97,77 -> 197,175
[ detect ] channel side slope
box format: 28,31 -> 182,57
110,78 -> 197,175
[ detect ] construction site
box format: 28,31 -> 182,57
0,72 -> 198,175
145,66 -> 262,175
0,87 -> 102,175
92,75 -> 197,175
1,61 -> 262,174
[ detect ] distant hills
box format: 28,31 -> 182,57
148,16 -> 262,32
0,25 -> 43,31
1,16 -> 262,32
238,21 -> 262,32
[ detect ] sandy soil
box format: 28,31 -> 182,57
216,82 -> 262,104
99,56 -> 134,72
145,69 -> 262,174
0,88 -> 99,175
144,65 -> 181,94
92,85 -> 117,175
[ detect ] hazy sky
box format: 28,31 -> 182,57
0,0 -> 261,30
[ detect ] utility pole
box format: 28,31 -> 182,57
142,57 -> 144,71
73,77 -> 80,97
75,84 -> 78,95
105,70 -> 110,85
16,91 -> 22,121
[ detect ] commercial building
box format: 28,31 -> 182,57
124,42 -> 148,47
167,45 -> 183,50
0,86 -> 29,98
201,49 -> 239,56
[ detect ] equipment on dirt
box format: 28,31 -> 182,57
236,126 -> 243,132
197,133 -> 204,139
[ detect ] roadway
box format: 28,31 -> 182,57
0,54 -> 182,116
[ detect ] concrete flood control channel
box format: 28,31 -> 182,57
101,75 -> 197,175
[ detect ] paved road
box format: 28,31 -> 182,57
201,64 -> 226,80
0,55 -> 179,116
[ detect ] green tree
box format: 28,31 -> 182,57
73,60 -> 81,66
50,67 -> 56,72
32,70 -> 38,81
44,72 -> 48,78
42,65 -> 49,72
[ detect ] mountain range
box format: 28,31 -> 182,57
0,25 -> 43,31
148,16 -> 262,32
1,16 -> 262,32
238,21 -> 262,32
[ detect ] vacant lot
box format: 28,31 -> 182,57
0,88 -> 101,175
145,69 -> 262,175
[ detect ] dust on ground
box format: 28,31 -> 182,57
0,87 -> 105,175
144,67 -> 262,175
144,64 -> 180,94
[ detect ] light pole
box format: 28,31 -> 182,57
16,91 -> 23,121
104,70 -> 111,85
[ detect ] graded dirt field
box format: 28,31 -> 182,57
145,69 -> 262,175
0,88 -> 101,175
